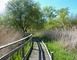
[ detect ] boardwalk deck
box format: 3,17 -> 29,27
0,36 -> 51,60
40,42 -> 50,60
29,37 -> 50,60
29,42 -> 39,60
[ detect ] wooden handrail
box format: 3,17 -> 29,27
0,34 -> 32,49
0,37 -> 32,60
42,41 -> 52,60
0,34 -> 33,60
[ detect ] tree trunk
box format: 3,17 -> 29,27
23,29 -> 27,37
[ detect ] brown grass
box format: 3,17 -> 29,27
0,27 -> 22,46
0,26 -> 23,57
42,27 -> 77,50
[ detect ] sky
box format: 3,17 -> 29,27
0,0 -> 9,14
34,0 -> 77,15
0,0 -> 77,15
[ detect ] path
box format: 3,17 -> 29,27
29,37 -> 50,60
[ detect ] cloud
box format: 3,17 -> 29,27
0,0 -> 9,13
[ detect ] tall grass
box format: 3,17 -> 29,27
0,27 -> 22,46
43,28 -> 77,50
36,34 -> 77,60
46,41 -> 77,60
0,26 -> 23,58
7,40 -> 31,60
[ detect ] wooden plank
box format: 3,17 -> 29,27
22,40 -> 25,59
42,41 -> 52,60
29,42 -> 39,60
40,42 -> 50,60
51,52 -> 54,60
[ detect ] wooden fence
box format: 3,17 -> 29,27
0,34 -> 33,60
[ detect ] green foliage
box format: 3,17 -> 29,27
70,16 -> 77,26
1,0 -> 77,31
57,8 -> 69,26
44,7 -> 71,29
43,6 -> 56,21
34,34 -> 77,60
2,1 -> 77,31
47,41 -> 77,60
6,0 -> 45,33
8,41 -> 31,60
0,17 -> 3,25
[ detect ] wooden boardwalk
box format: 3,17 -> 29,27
29,42 -> 39,60
40,42 -> 50,60
29,37 -> 50,60
0,35 -> 51,60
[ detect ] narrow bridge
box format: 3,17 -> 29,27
0,34 -> 53,60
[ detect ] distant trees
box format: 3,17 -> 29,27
0,0 -> 77,32
70,15 -> 77,27
43,6 -> 56,22
43,6 -> 70,29
0,16 -> 4,25
57,8 -> 69,28
6,0 -> 45,34
43,6 -> 57,29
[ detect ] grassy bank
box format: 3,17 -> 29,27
35,31 -> 77,60
46,41 -> 77,60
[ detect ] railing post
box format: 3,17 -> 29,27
32,38 -> 33,49
22,40 -> 25,60
22,34 -> 26,60
51,52 -> 54,60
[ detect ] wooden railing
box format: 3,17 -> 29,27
42,41 -> 54,60
0,34 -> 33,60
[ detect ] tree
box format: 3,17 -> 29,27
6,0 -> 45,34
43,6 -> 57,22
57,8 -> 69,27
70,14 -> 77,26
43,6 -> 58,29
44,7 -> 70,29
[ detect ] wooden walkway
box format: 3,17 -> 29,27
29,37 -> 50,60
29,42 -> 39,60
0,35 -> 51,60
